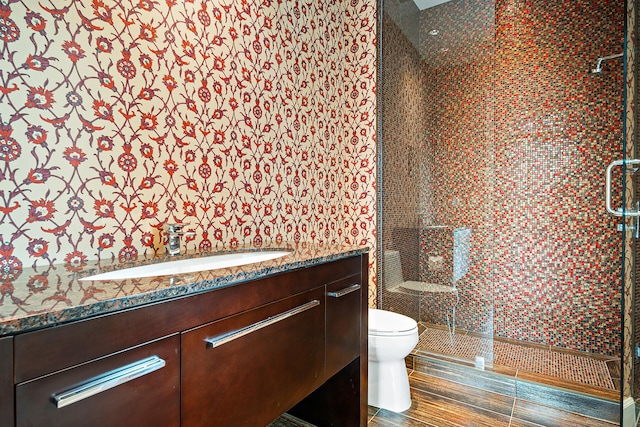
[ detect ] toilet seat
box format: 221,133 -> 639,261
369,308 -> 418,336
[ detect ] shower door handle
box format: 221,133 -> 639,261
605,159 -> 640,217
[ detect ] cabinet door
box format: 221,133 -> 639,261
326,275 -> 362,378
0,337 -> 13,427
16,335 -> 180,427
181,287 -> 325,427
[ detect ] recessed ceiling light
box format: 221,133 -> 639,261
428,29 -> 439,36
440,48 -> 449,52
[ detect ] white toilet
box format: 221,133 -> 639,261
368,308 -> 419,412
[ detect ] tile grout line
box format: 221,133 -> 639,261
408,384 -> 516,423
367,407 -> 380,423
508,380 -> 517,427
511,375 -> 619,426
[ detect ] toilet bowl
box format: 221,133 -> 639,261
368,308 -> 419,412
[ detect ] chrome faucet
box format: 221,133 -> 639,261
167,223 -> 195,256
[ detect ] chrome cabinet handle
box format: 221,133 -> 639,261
205,300 -> 320,349
327,283 -> 361,298
606,159 -> 640,217
53,356 -> 165,409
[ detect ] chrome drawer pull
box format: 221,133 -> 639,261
53,356 -> 165,409
327,283 -> 361,298
205,299 -> 320,349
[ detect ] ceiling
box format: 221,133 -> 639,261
413,0 -> 453,11
385,0 -> 496,68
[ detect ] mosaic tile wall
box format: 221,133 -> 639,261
381,0 -> 625,356
491,0 -> 624,356
379,10 -> 438,319
419,226 -> 454,286
381,2 -> 496,338
0,0 -> 378,305
379,11 -> 429,254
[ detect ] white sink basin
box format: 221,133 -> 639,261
80,250 -> 291,281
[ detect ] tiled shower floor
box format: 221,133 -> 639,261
415,323 -> 620,397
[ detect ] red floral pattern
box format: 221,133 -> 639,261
0,0 -> 377,304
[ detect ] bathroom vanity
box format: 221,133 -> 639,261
0,245 -> 368,427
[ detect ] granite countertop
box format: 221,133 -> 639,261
0,243 -> 368,337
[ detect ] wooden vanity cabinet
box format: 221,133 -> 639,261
8,254 -> 367,427
288,264 -> 367,427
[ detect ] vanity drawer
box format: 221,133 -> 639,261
16,335 -> 180,427
326,275 -> 362,378
181,287 -> 325,427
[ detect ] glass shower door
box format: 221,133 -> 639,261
379,2 -> 632,421
379,0 -> 497,370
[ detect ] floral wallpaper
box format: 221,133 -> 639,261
0,0 -> 377,302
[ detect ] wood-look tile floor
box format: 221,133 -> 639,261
273,370 -> 617,427
268,371 -> 617,427
367,370 -> 618,427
